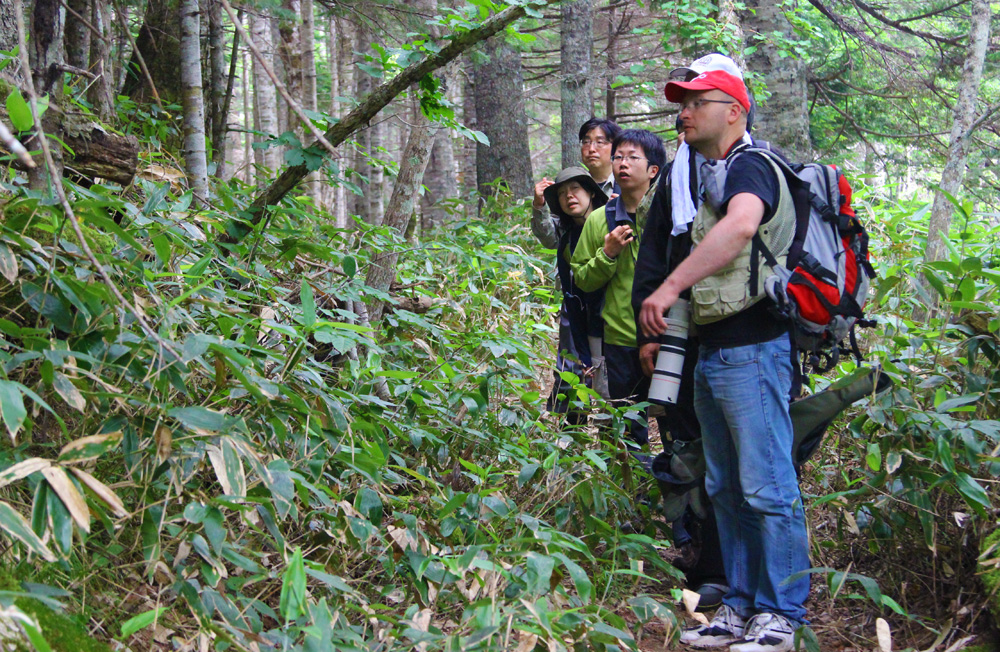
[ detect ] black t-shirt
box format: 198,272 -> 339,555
699,151 -> 789,348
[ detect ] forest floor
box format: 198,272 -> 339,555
536,366 -> 997,651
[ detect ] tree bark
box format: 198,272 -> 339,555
474,34 -> 533,205
368,117 -> 386,224
251,11 -> 280,177
0,0 -> 24,87
353,23 -> 374,223
421,123 -> 457,230
328,17 -> 347,227
277,0 -> 302,137
228,2 -> 540,241
560,0 -> 593,169
179,0 -> 209,205
65,0 -> 90,70
27,0 -> 65,190
460,58 -> 476,206
241,48 -> 252,183
208,0 -> 228,175
120,0 -> 182,105
365,111 -> 435,323
741,0 -> 809,160
87,0 -> 114,120
923,0 -> 991,268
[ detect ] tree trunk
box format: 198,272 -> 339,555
923,0 -> 991,268
605,1 -> 617,119
365,111 -> 435,323
251,11 -> 280,177
207,0 -> 228,175
242,48 -> 252,183
277,0 -> 302,137
368,117 -> 386,224
300,0 -> 317,206
180,0 -> 209,205
87,0 -> 114,120
460,58 -> 476,205
27,0 -> 65,190
353,23 -> 375,223
741,0 -> 808,160
229,2 -> 538,240
474,35 -> 532,206
65,0 -> 90,70
560,0 -> 593,168
0,0 -> 24,87
421,127 -> 457,230
328,17 -> 347,226
120,0 -> 182,105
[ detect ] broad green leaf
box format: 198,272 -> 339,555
6,90 -> 32,131
342,255 -> 356,278
207,441 -> 246,497
0,380 -> 27,441
52,372 -> 85,412
525,552 -> 555,595
58,431 -> 123,464
553,552 -> 592,602
955,472 -> 990,515
865,442 -> 881,471
0,500 -> 56,561
279,547 -> 308,620
169,406 -> 227,432
119,607 -> 167,638
300,281 -> 316,328
0,242 -> 17,282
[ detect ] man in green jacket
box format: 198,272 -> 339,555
571,129 -> 667,444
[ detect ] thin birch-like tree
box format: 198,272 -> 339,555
923,0 -> 992,269
180,0 -> 209,205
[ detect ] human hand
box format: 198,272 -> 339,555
603,225 -> 634,258
640,342 -> 659,377
640,282 -> 679,337
533,178 -> 553,209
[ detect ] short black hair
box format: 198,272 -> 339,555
578,117 -> 622,143
612,129 -> 667,175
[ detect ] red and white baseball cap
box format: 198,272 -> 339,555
669,53 -> 744,81
664,70 -> 751,112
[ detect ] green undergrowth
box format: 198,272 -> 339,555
0,174 -> 682,651
0,167 -> 998,651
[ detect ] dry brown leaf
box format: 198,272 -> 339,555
386,525 -> 420,553
69,467 -> 128,518
681,588 -> 710,626
412,608 -> 432,652
514,633 -> 539,652
876,617 -> 892,651
41,466 -> 90,533
0,458 -> 51,490
155,424 -> 173,463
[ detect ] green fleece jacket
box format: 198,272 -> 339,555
570,187 -> 655,347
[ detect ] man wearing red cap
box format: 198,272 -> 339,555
639,70 -> 808,651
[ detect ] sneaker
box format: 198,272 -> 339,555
729,613 -> 796,652
679,604 -> 746,648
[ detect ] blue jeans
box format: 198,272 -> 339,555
693,335 -> 809,623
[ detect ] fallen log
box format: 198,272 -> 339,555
0,85 -> 139,185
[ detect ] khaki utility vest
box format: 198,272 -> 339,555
690,154 -> 796,325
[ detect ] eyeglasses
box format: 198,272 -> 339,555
679,98 -> 736,112
580,138 -> 610,148
612,154 -> 647,164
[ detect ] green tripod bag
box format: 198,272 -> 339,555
652,366 -> 893,522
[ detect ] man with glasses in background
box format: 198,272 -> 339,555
531,118 -> 622,426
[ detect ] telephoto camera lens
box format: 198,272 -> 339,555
648,299 -> 690,405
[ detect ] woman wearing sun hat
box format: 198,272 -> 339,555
541,166 -> 609,426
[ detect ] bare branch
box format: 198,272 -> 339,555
850,0 -> 964,46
